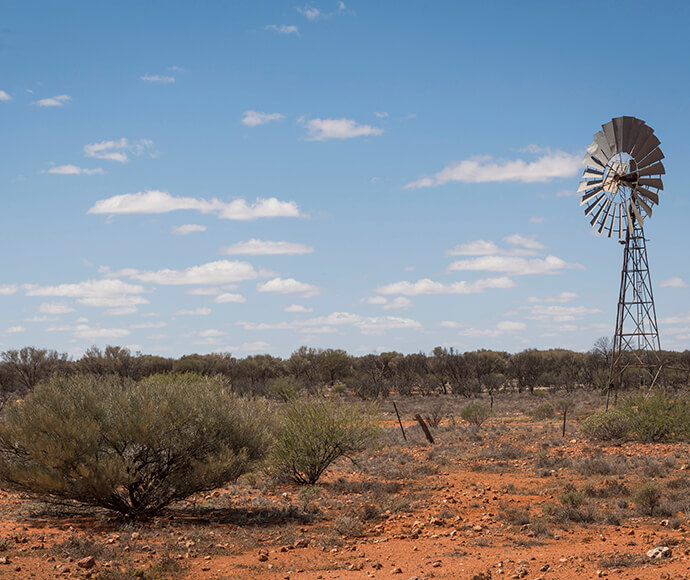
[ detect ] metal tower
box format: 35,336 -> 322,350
610,220 -> 661,397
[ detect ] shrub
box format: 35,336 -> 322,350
580,409 -> 631,441
270,396 -> 380,485
267,376 -> 301,402
633,483 -> 661,516
0,373 -> 270,518
622,393 -> 690,443
460,403 -> 492,427
530,402 -> 555,420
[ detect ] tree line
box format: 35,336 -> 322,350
1,340 -> 689,401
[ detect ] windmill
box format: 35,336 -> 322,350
578,116 -> 664,403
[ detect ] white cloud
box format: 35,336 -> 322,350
660,277 -> 688,288
530,216 -> 545,223
34,94 -> 71,107
382,297 -> 413,311
130,322 -> 166,329
447,240 -> 502,256
24,316 -> 58,323
89,190 -> 303,220
39,302 -> 75,315
129,260 -> 260,286
25,279 -> 148,309
504,234 -> 546,251
241,110 -> 285,127
46,165 -> 104,175
176,307 -> 212,316
405,150 -> 581,188
225,341 -> 272,353
197,329 -> 224,338
0,285 -> 17,295
186,287 -> 222,295
447,255 -> 580,276
0,90 -> 12,102
376,276 -> 514,296
73,324 -> 131,340
213,293 -> 247,303
659,312 -> 690,325
303,118 -> 383,141
374,111 -> 389,118
141,73 -> 175,84
527,292 -> 577,303
284,304 -> 313,313
257,277 -> 320,297
496,320 -> 526,332
221,239 -> 313,255
172,224 -> 207,235
6,326 -> 26,334
265,24 -> 300,35
367,296 -> 388,305
84,139 -> 155,163
296,5 -> 321,20
526,304 -> 601,323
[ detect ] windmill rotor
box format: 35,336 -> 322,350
579,116 -> 664,239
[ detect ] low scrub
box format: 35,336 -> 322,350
0,373 -> 270,518
580,409 -> 631,441
270,396 -> 380,485
460,403 -> 492,427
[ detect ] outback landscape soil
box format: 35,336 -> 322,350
0,393 -> 687,580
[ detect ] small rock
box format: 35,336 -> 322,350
392,567 -> 403,574
646,546 -> 671,559
258,552 -> 269,562
0,557 -> 9,565
372,561 -> 383,570
78,556 -> 96,569
540,564 -> 550,572
294,539 -> 309,548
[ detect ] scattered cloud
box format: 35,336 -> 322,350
383,297 -> 412,311
447,255 -> 580,276
176,307 -> 212,316
376,277 -> 515,296
296,2 -> 348,20
128,260 -> 261,286
213,292 -> 247,303
496,320 -> 526,332
504,234 -> 546,251
130,322 -> 166,329
221,239 -> 313,256
73,324 -> 131,340
6,326 -> 26,334
45,164 -> 104,175
660,277 -> 688,288
172,224 -> 207,235
186,287 -> 222,296
24,279 -> 148,309
284,304 -> 313,313
225,341 -> 272,353
241,110 -> 285,127
0,285 -> 17,295
447,236 -> 545,257
84,138 -> 155,163
374,111 -> 389,118
141,73 -> 175,84
257,277 -> 320,297
265,24 -> 300,35
34,94 -> 71,107
527,292 -> 577,303
525,304 -> 601,323
168,65 -> 186,72
0,90 -> 11,102
39,302 -> 75,315
303,118 -> 383,141
530,216 -> 545,223
405,150 -> 581,188
89,190 -> 303,221
24,316 -> 58,323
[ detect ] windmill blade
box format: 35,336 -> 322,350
636,186 -> 660,205
635,193 -> 654,218
636,147 -> 665,169
590,198 -> 609,226
637,177 -> 663,190
637,161 -> 665,177
583,152 -> 606,169
584,193 -> 606,216
578,179 -> 602,193
583,168 -> 604,179
618,202 -> 625,239
633,133 -> 660,162
631,123 -> 654,154
625,201 -> 635,234
598,200 -> 614,233
585,143 -> 609,166
629,196 -> 645,227
580,186 -> 603,205
593,131 -> 613,159
612,117 -> 626,153
602,121 -> 618,155
622,116 -> 644,153
606,202 -> 619,237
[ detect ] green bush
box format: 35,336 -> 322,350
0,373 -> 270,518
633,482 -> 661,516
530,402 -> 555,420
460,403 -> 492,427
622,393 -> 690,443
580,409 -> 632,441
270,396 -> 380,485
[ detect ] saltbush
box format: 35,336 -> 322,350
0,373 -> 270,517
580,409 -> 632,441
270,396 -> 380,485
460,403 -> 492,427
621,393 -> 690,443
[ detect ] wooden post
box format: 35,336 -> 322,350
414,413 -> 434,444
393,402 -> 407,441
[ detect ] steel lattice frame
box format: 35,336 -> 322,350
610,220 -> 661,393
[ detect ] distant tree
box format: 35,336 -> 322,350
508,349 -> 545,393
430,347 -> 467,395
0,347 -> 69,392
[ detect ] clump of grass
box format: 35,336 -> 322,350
333,515 -> 365,538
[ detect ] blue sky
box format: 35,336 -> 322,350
1,1 -> 689,358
